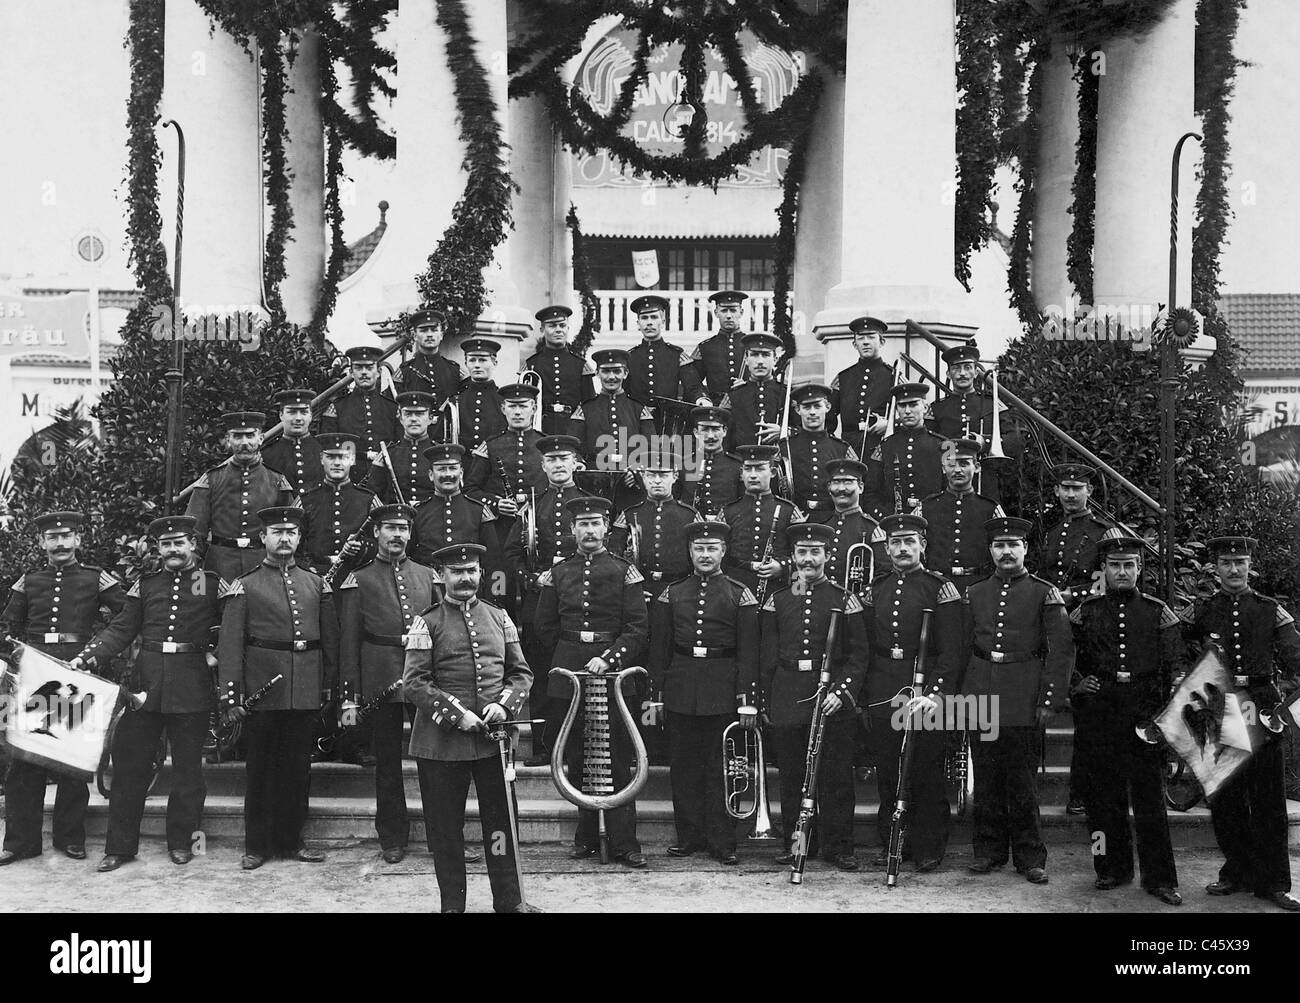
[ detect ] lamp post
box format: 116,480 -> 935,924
161,119 -> 187,514
1160,131 -> 1201,601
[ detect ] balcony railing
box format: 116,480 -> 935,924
594,290 -> 779,341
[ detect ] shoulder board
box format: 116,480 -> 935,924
300,482 -> 326,495
844,593 -> 864,615
730,379 -> 747,390
218,578 -> 244,599
1275,603 -> 1296,628
535,569 -> 554,588
1079,592 -> 1105,606
127,580 -> 142,599
1068,604 -> 1085,625
933,578 -> 961,604
1176,601 -> 1198,624
871,571 -> 892,585
1145,597 -> 1180,628
10,574 -> 25,592
98,570 -> 121,591
339,572 -> 359,590
405,615 -> 431,650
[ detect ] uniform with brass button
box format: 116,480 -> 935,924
649,521 -> 759,863
961,516 -> 1074,882
1179,535 -> 1300,909
610,453 -> 700,594
915,438 -> 1004,593
525,305 -> 597,435
688,290 -> 750,405
533,496 -> 649,864
721,444 -> 804,596
261,388 -> 325,494
185,411 -> 298,582
1069,532 -> 1182,903
783,383 -> 858,513
76,515 -> 219,870
300,432 -> 380,575
403,542 -> 533,912
367,392 -> 441,506
320,344 -> 400,483
567,348 -> 656,511
394,307 -> 464,407
719,332 -> 789,452
806,458 -> 887,587
829,316 -> 893,450
625,294 -> 709,433
451,338 -> 508,451
0,511 -> 126,865
216,506 -> 340,869
872,383 -> 947,515
760,521 -> 867,866
411,443 -> 497,571
680,406 -> 743,518
863,513 -> 963,870
338,503 -> 438,859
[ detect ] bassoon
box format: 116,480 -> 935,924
886,608 -> 932,888
789,605 -> 844,886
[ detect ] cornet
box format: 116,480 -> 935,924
844,540 -> 873,598
722,721 -> 778,841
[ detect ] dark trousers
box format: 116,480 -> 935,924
372,702 -> 414,851
2,759 -> 89,855
416,755 -> 522,913
866,708 -> 951,861
970,725 -> 1046,871
1210,739 -> 1290,894
563,692 -> 640,856
105,710 -> 208,856
243,709 -> 316,857
1077,717 -> 1176,889
666,711 -> 733,855
519,589 -> 559,758
772,716 -> 856,856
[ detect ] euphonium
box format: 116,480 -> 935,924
722,721 -> 778,841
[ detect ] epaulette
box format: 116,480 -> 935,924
10,574 -> 25,591
844,592 -> 864,615
405,615 -> 431,650
927,574 -> 962,604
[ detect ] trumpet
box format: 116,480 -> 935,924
844,540 -> 873,598
722,721 -> 778,841
519,369 -> 544,432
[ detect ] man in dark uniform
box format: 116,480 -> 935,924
411,443 -> 496,570
0,512 -> 125,865
924,344 -> 1020,505
687,290 -> 749,405
185,411 -> 298,582
680,406 -> 743,520
1069,532 -> 1182,905
720,332 -> 787,452
74,515 -> 219,871
262,388 -> 324,493
649,521 -> 759,865
453,338 -> 508,451
625,294 -> 709,432
1180,535 -> 1300,910
761,522 -> 867,870
830,315 -> 893,453
782,383 -> 857,514
320,344 -> 399,484
404,542 -> 537,913
525,304 -> 595,435
503,435 -> 593,763
873,383 -> 947,515
721,444 -> 803,599
338,503 -> 439,863
300,433 -> 379,576
916,438 -> 1003,595
808,458 -> 886,596
395,307 -> 463,406
610,453 -> 700,593
962,516 -> 1073,884
568,348 -> 655,511
862,513 -> 963,871
1038,461 -> 1112,815
367,392 -> 440,506
533,496 -> 649,867
217,506 -> 340,870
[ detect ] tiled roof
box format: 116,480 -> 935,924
341,201 -> 389,281
1219,293 -> 1300,373
21,287 -> 140,310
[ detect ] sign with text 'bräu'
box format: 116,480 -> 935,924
0,293 -> 90,359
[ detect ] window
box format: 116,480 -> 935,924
716,250 -> 736,290
667,249 -> 687,290
583,239 -> 779,291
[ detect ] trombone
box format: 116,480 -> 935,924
722,721 -> 778,841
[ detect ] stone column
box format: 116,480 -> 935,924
159,0 -> 263,316
1030,38 -> 1080,316
811,0 -> 977,382
282,29 -> 326,327
1093,0 -> 1198,318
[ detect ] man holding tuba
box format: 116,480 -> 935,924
648,521 -> 760,865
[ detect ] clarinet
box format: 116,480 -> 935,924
752,502 -> 783,606
322,520 -> 372,588
208,673 -> 285,751
318,679 -> 404,755
893,453 -> 904,514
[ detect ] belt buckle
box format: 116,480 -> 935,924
858,420 -> 870,431
1115,671 -> 1131,683
161,641 -> 180,654
693,646 -> 708,658
551,404 -> 567,413
990,651 -> 1005,663
400,634 -> 409,645
44,632 -> 60,644
293,640 -> 307,652
798,659 -> 813,671
890,646 -> 904,660
235,537 -> 251,548
580,631 -> 596,644
1234,674 -> 1249,687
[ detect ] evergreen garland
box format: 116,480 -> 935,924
772,127 -> 811,357
1065,52 -> 1098,305
413,0 -> 517,336
310,28 -> 352,339
1006,34 -> 1050,328
318,0 -> 397,160
258,29 -> 293,321
566,204 -> 601,357
124,0 -> 170,301
955,0 -> 999,292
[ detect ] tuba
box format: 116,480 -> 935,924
722,721 -> 778,841
549,666 -> 650,864
519,369 -> 544,431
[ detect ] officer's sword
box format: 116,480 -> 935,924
483,717 -> 546,910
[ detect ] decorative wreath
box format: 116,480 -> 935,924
1152,306 -> 1201,350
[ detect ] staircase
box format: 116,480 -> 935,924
58,710 -> 1300,850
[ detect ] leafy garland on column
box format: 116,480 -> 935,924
413,0 -> 517,336
1006,33 -> 1051,328
955,0 -> 999,292
1065,52 -> 1098,305
258,29 -> 292,321
311,26 -> 352,339
318,0 -> 397,160
566,205 -> 601,357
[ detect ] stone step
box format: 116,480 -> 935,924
48,790 -> 1300,849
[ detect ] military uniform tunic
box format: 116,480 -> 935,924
720,492 -> 803,595
720,377 -> 787,452
626,339 -> 705,431
687,330 -> 746,404
611,498 -> 700,593
873,427 -> 948,514
1039,510 -> 1113,608
1180,588 -> 1300,894
411,492 -> 496,567
468,429 -> 547,512
262,434 -> 324,494
567,391 -> 656,469
396,350 -> 463,406
300,479 -> 379,573
320,387 -> 400,460
783,429 -> 857,513
679,449 -> 742,519
367,434 -> 437,506
805,507 -> 886,591
454,378 -> 508,451
185,459 -> 297,580
830,356 -> 892,444
916,489 -> 1003,591
525,345 -> 595,435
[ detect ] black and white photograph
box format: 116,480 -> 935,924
0,0 -> 1298,964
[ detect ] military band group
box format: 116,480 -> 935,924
2,292 -> 1299,915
